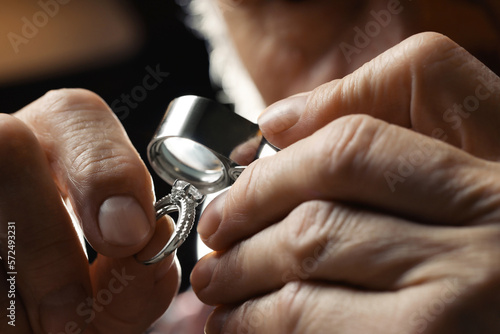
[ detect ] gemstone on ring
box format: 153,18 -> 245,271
138,180 -> 206,265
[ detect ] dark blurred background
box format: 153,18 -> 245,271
0,0 -> 216,291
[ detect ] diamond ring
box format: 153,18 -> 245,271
139,180 -> 205,265
139,96 -> 277,265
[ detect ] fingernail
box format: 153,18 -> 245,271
205,308 -> 230,334
191,254 -> 219,293
258,93 -> 308,135
197,192 -> 227,240
39,283 -> 89,334
99,196 -> 151,246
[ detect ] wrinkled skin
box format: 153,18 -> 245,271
2,0 -> 500,333
0,90 -> 180,334
190,1 -> 500,333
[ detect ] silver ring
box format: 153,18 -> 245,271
140,96 -> 277,265
140,180 -> 205,265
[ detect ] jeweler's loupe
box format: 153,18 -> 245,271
138,96 -> 277,264
148,95 -> 277,194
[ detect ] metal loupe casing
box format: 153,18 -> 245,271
148,95 -> 276,195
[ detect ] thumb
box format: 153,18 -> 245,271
15,89 -> 155,257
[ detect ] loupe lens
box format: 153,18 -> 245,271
148,96 -> 277,194
159,137 -> 224,184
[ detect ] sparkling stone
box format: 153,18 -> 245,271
172,179 -> 205,204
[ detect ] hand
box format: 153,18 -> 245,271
259,32 -> 500,161
0,89 -> 179,334
191,33 -> 500,333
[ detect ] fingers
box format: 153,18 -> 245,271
198,115 -> 500,251
84,252 -> 180,334
82,215 -> 180,333
0,114 -> 91,333
203,281 -> 442,334
0,90 -> 178,332
14,89 -> 155,257
258,32 -> 500,160
193,200 -> 500,305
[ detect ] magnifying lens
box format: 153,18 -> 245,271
140,96 -> 277,264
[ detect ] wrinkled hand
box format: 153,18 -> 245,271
191,33 -> 500,333
0,89 -> 179,334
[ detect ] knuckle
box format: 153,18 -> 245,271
403,32 -> 466,68
226,298 -> 269,334
314,114 -> 386,181
286,201 -> 337,242
34,89 -> 116,141
406,32 -> 458,51
282,201 -> 358,279
42,88 -> 109,115
18,88 -> 121,166
232,282 -> 319,334
230,282 -> 306,334
274,282 -> 312,334
70,147 -> 146,189
272,282 -> 350,333
31,89 -> 144,186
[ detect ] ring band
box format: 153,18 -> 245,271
140,96 -> 277,265
140,180 -> 205,265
